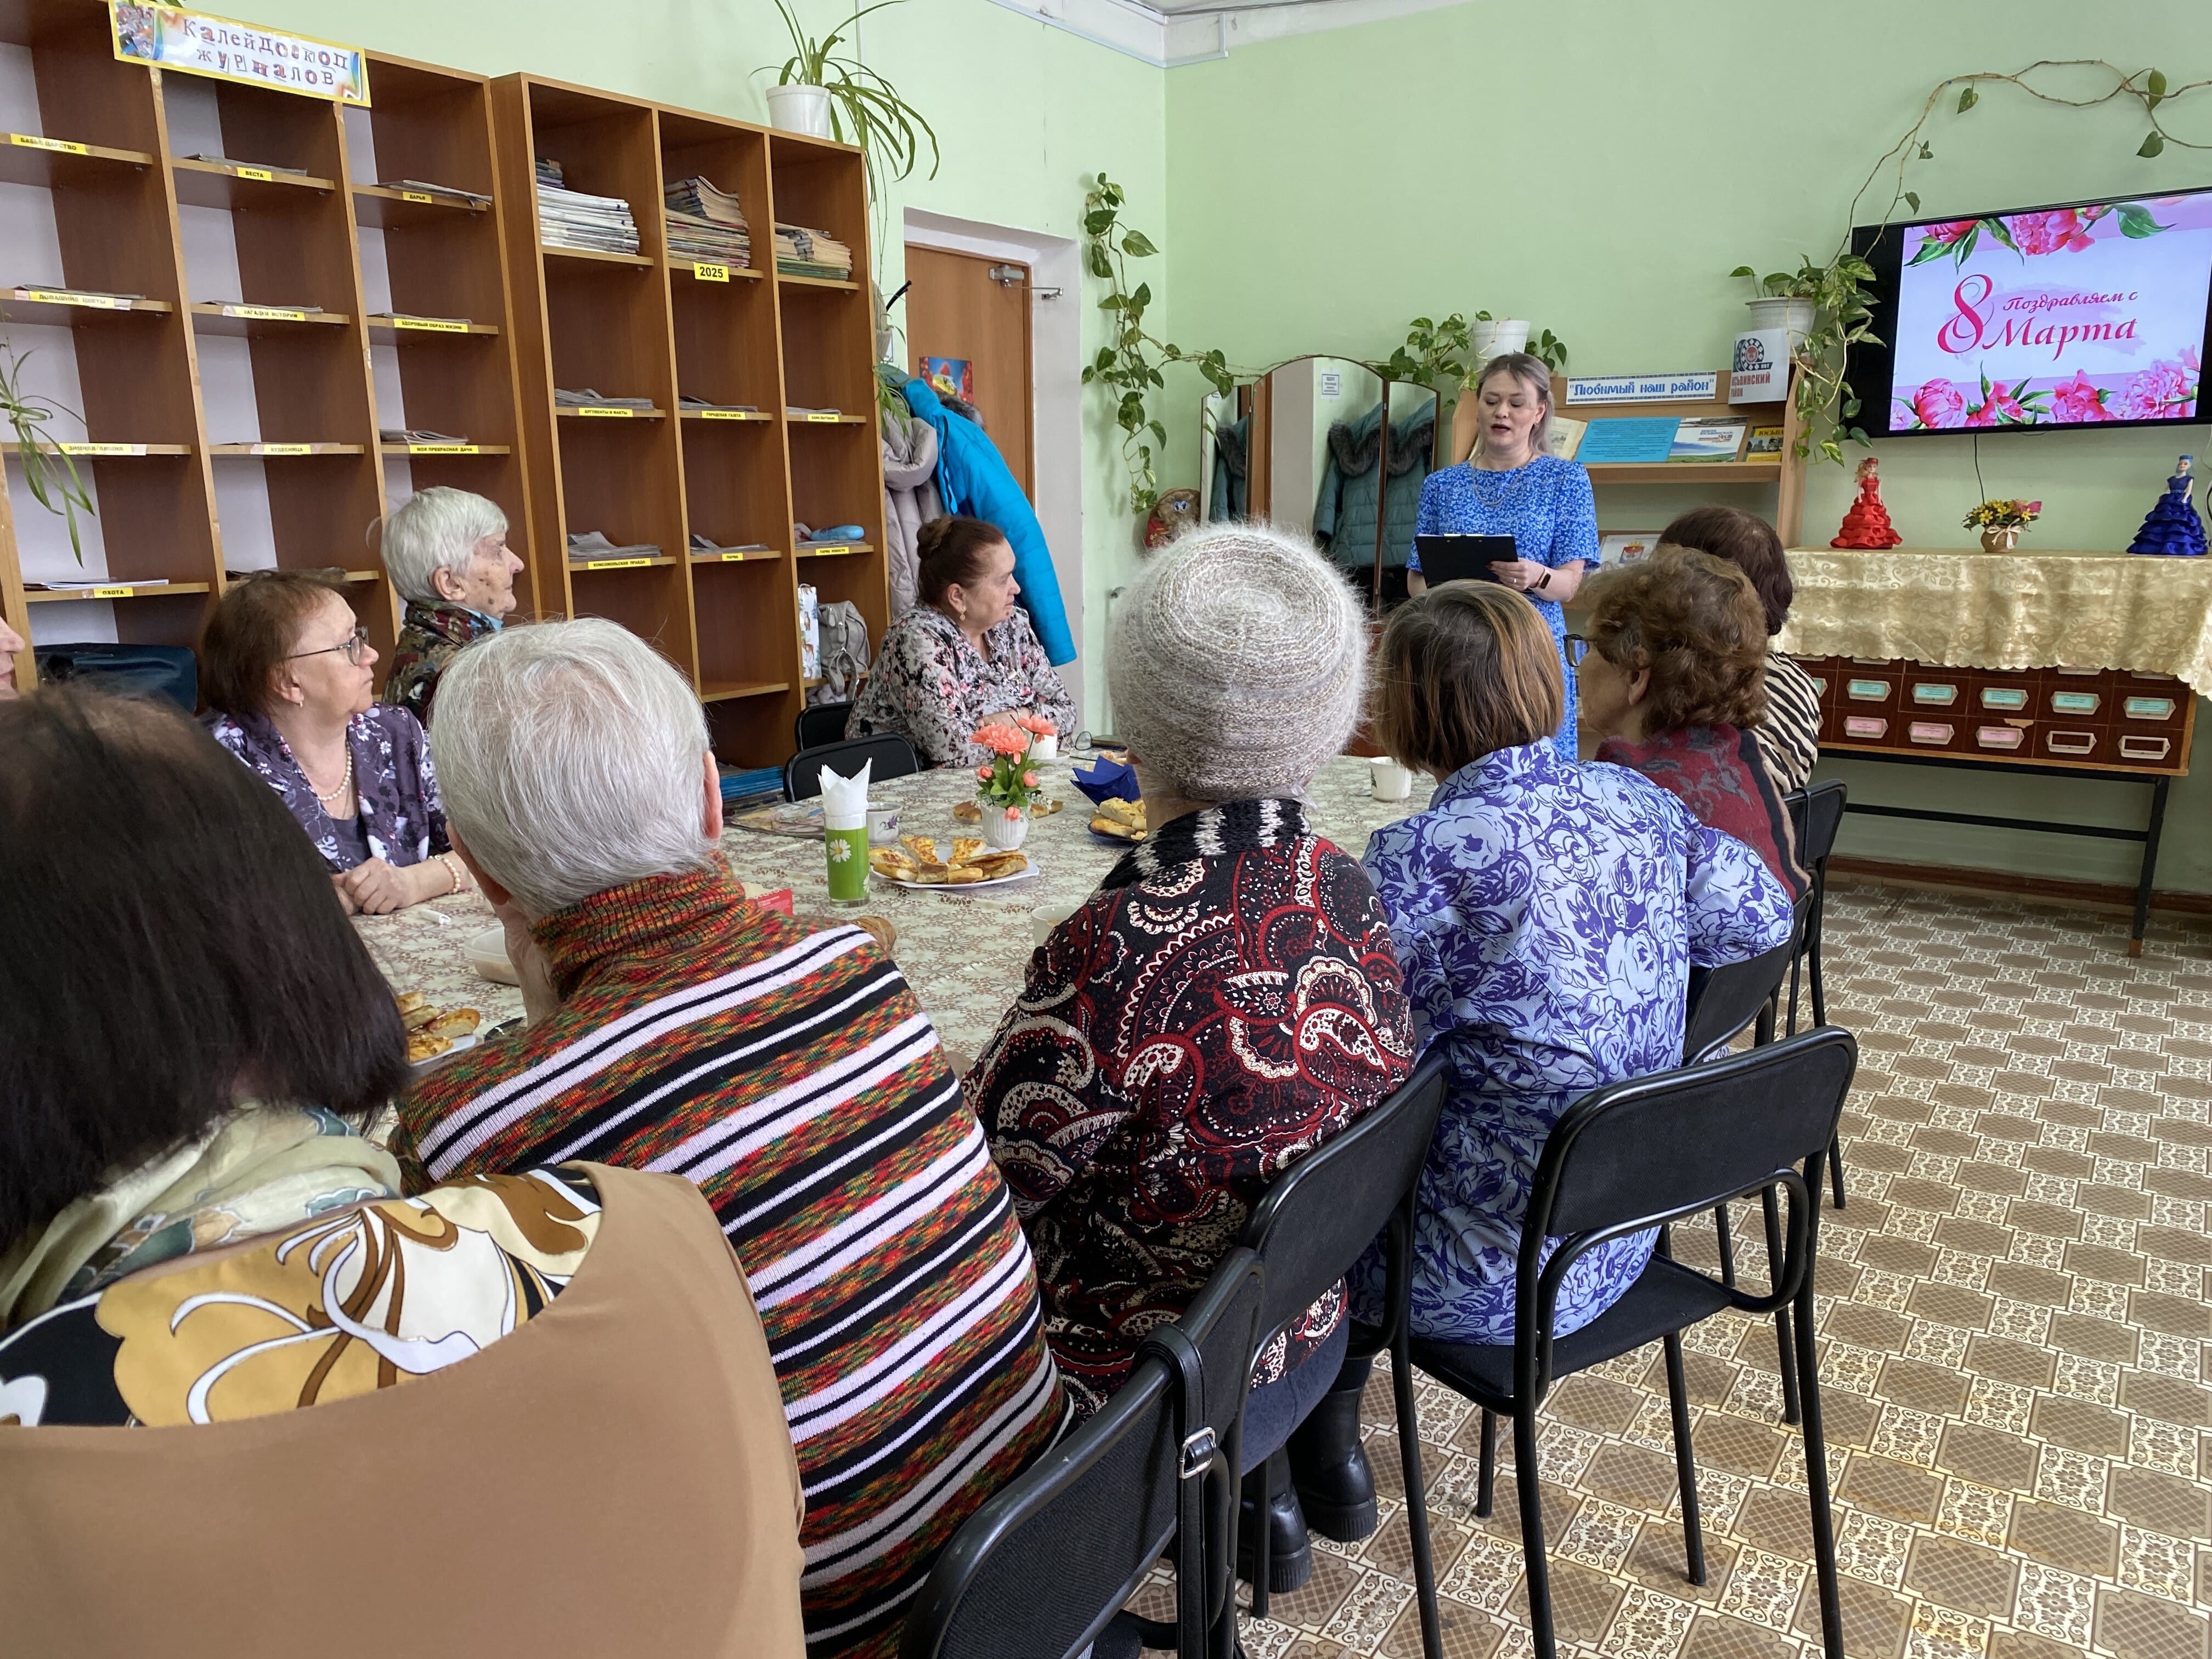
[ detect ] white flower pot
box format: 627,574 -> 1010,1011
766,83 -> 833,138
1745,296 -> 1816,354
1470,319 -> 1531,362
978,802 -> 1029,851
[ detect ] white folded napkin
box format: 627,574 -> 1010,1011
820,760 -> 872,831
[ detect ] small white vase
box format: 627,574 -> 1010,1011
1745,296 -> 1816,354
766,83 -> 833,138
979,802 -> 1029,851
1470,319 -> 1531,363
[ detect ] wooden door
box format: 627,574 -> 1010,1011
902,244 -> 1033,500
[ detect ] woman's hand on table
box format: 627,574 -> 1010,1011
337,856 -> 446,916
331,873 -> 360,916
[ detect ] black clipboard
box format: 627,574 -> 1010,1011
1414,534 -> 1517,586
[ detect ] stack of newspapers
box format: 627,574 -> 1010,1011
535,155 -> 639,256
664,176 -> 752,268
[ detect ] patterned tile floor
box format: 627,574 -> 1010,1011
1133,884 -> 2212,1659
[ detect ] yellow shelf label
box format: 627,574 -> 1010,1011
234,166 -> 274,182
222,305 -> 310,321
59,442 -> 146,456
718,550 -> 764,561
257,443 -> 313,455
21,288 -> 130,309
573,406 -> 634,417
583,557 -> 651,569
401,190 -> 435,204
693,261 -> 730,283
392,317 -> 470,332
805,544 -> 852,556
407,443 -> 480,455
10,133 -> 89,155
91,585 -> 137,597
699,409 -> 757,421
805,411 -> 843,424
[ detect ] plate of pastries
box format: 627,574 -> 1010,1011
952,796 -> 1063,823
868,834 -> 1035,888
1088,797 -> 1147,843
398,990 -> 482,1064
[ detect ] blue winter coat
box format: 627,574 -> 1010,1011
902,377 -> 1075,664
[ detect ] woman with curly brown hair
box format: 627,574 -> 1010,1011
1576,546 -> 1805,896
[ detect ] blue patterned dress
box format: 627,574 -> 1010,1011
1351,742 -> 1795,1343
1406,455 -> 1599,760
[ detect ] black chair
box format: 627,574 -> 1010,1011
1233,1052 -> 1452,1629
1783,781 -> 1850,1207
795,699 -> 855,751
1384,1029 -> 1859,1659
784,733 -> 921,802
900,1249 -> 1266,1659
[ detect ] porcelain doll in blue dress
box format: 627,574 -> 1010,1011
1407,353 -> 1598,760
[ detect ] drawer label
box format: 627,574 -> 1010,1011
392,316 -> 469,332
20,287 -> 130,309
1846,679 -> 1889,700
2046,731 -> 2097,755
693,262 -> 730,283
1808,678 -> 1827,696
234,166 -> 274,182
91,585 -> 137,597
2050,691 -> 2100,714
402,190 -> 435,203
1979,687 -> 2028,710
1908,722 -> 1954,744
1911,684 -> 1958,705
1843,716 -> 1887,740
2119,735 -> 2172,761
2123,697 -> 2175,720
59,442 -> 146,455
1976,726 -> 2025,749
10,134 -> 89,155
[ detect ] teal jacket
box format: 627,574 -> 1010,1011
1313,399 -> 1437,571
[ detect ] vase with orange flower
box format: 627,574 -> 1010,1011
970,715 -> 1053,850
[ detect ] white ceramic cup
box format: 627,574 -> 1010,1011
1029,732 -> 1060,764
1370,757 -> 1414,802
1031,902 -> 1079,949
866,802 -> 900,845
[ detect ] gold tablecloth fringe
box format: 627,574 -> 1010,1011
1778,548 -> 2212,696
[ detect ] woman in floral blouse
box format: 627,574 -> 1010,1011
969,524 -> 1414,1592
847,515 -> 1077,767
201,571 -> 465,915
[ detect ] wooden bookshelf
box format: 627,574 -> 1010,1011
494,74 -> 887,767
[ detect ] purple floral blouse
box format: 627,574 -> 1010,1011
204,705 -> 449,873
846,604 -> 1078,768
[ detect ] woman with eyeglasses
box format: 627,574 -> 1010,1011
201,572 -> 465,913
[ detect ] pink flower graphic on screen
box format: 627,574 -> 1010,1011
1965,378 -> 2036,427
2007,208 -> 2095,255
1906,379 -> 1967,428
1920,221 -> 1977,247
2111,351 -> 2199,420
2050,371 -> 2112,422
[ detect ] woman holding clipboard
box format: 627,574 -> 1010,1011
1407,353 -> 1596,759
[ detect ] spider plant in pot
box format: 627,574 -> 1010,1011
0,332 -> 95,562
762,0 -> 939,198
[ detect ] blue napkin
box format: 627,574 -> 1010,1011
1071,756 -> 1140,805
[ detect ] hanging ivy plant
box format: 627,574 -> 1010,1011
0,332 -> 94,562
1080,174 -> 1235,515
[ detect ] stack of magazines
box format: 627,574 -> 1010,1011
664,176 -> 752,268
775,222 -> 853,280
535,155 -> 639,256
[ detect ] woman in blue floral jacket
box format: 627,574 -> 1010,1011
1349,582 -> 1795,1344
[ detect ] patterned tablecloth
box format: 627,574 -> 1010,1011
352,753 -> 1435,1054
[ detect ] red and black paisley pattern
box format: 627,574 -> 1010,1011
971,798 -> 1415,1415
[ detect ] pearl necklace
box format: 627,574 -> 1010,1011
307,744 -> 354,808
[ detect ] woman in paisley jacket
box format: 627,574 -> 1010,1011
0,688 -> 805,1657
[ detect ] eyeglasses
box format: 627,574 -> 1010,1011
1563,633 -> 1591,668
286,625 -> 373,667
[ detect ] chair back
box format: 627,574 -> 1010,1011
1240,1051 -> 1451,1347
794,699 -> 856,752
1786,780 -> 1848,873
1521,1029 -> 1858,1338
1682,910 -> 1802,1063
899,1250 -> 1266,1659
785,733 -> 921,802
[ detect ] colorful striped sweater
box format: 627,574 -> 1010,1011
396,870 -> 1066,1658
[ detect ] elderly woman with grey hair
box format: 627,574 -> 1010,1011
380,487 -> 524,726
968,522 -> 1417,1593
394,618 -> 1068,1656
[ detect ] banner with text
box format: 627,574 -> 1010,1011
110,3 -> 369,105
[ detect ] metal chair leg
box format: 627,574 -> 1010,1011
1763,1185 -> 1802,1426
1827,1131 -> 1848,1210
1243,1460 -> 1272,1621
1393,1332 -> 1443,1659
1476,1409 -> 1496,1518
1514,1409 -> 1556,1659
1713,1203 -> 1737,1289
1795,1178 -> 1844,1659
1662,1331 -> 1705,1586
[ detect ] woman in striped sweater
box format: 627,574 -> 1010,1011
396,620 -> 1068,1659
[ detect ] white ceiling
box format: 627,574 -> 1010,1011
985,0 -> 1472,65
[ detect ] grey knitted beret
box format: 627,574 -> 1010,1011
1108,522 -> 1366,800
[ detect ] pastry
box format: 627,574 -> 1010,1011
952,799 -> 981,823
900,834 -> 939,865
950,836 -> 985,865
967,851 -> 1028,881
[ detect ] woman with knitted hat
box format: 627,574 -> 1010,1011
968,523 -> 1417,1594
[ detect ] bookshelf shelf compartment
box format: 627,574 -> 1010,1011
170,158 -> 336,209
794,541 -> 874,559
352,185 -> 492,229
555,405 -> 667,421
2,289 -> 172,325
379,442 -> 512,456
25,582 -> 214,602
777,273 -> 860,291
366,317 -> 503,338
701,679 -> 791,702
541,244 -> 654,268
208,443 -> 367,456
1,441 -> 189,456
189,304 -> 351,338
0,133 -> 156,185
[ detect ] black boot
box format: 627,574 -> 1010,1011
1235,1451 -> 1314,1593
1286,1377 -> 1378,1542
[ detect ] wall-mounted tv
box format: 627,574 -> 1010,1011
1846,186 -> 2211,435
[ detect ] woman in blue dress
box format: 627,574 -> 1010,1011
1407,352 -> 1597,760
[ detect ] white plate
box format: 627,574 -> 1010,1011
874,856 -> 1042,891
411,1032 -> 479,1070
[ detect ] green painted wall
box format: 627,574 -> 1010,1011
212,0 -> 1163,716
1164,3 -> 2210,896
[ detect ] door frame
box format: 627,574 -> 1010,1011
902,209 -> 1086,724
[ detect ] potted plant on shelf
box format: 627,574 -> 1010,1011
1963,497 -> 2041,552
971,714 -> 1054,849
761,0 -> 939,194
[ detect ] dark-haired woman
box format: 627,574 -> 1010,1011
845,514 -> 1077,766
0,688 -> 806,1657
1657,506 -> 1822,791
200,570 -> 462,915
